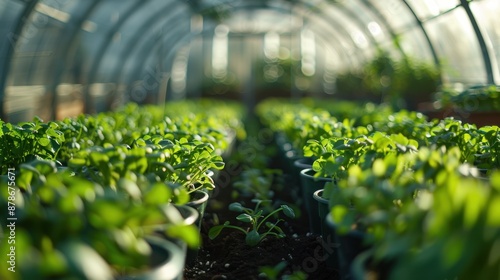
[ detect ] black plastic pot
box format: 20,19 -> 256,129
313,189 -> 330,237
118,236 -> 186,280
275,133 -> 299,174
149,205 -> 198,266
300,168 -> 332,234
350,250 -> 371,280
326,215 -> 368,280
350,250 -> 395,280
292,157 -> 314,197
185,190 -> 209,264
293,157 -> 314,171
313,189 -> 341,271
186,190 -> 209,230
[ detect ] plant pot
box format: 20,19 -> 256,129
300,168 -> 332,234
313,189 -> 330,237
326,215 -> 368,280
117,236 -> 186,280
283,157 -> 314,203
350,250 -> 372,280
350,250 -> 395,280
292,157 -> 314,193
186,190 -> 209,230
293,157 -> 314,171
148,205 -> 198,266
275,133 -> 298,173
313,189 -> 341,271
185,190 -> 209,264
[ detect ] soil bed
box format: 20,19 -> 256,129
184,159 -> 340,279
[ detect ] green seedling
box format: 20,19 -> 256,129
259,261 -> 307,280
209,199 -> 295,246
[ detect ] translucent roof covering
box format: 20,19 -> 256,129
1,0 -> 499,122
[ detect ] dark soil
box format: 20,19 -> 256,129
183,155 -> 341,279
184,231 -> 338,280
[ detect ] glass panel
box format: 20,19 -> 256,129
407,0 -> 460,19
425,8 -> 486,85
307,16 -> 364,69
367,0 -> 415,31
340,0 -> 390,44
96,0 -> 187,83
81,0 -> 143,81
320,5 -> 370,50
0,0 -> 24,64
398,26 -> 435,62
117,14 -> 190,84
6,0 -> 91,121
470,0 -> 500,83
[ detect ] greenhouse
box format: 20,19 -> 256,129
0,0 -> 499,279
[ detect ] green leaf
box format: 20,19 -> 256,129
68,157 -> 87,168
487,196 -> 500,226
39,137 -> 51,147
229,202 -> 244,212
208,221 -> 230,240
46,128 -> 62,138
281,205 -> 295,218
372,159 -> 386,177
144,183 -> 172,205
166,224 -> 200,248
246,230 -> 261,246
59,241 -> 114,280
117,178 -> 142,200
236,213 -> 253,223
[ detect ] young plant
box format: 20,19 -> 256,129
209,199 -> 295,246
0,117 -> 64,174
259,261 -> 307,280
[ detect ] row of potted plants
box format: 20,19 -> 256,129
256,98 -> 500,279
331,146 -> 500,279
0,99 -> 246,279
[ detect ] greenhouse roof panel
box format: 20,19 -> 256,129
0,0 -> 499,120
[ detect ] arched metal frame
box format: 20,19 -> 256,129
82,0 -> 146,114
128,2 -> 371,105
0,0 -> 40,120
1,0 -> 499,120
115,7 -> 190,85
107,4 -> 190,108
399,0 -> 440,68
48,0 -> 101,119
134,0 -> 380,86
119,24 -> 190,104
459,0 -> 495,84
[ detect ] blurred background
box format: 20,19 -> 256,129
0,0 -> 499,122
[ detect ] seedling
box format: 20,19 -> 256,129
209,199 -> 295,246
259,261 -> 307,280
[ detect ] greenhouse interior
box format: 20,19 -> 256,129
1,0 -> 500,279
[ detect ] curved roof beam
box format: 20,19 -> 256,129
193,0 -> 384,65
131,20 -> 353,104
48,0 -> 100,119
358,0 -> 407,56
215,1 -> 368,62
400,0 -> 440,68
458,0 -> 494,84
107,6 -> 190,109
82,0 -> 146,114
133,3 -> 359,78
117,14 -> 189,82
0,0 -> 40,120
119,22 -> 191,100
